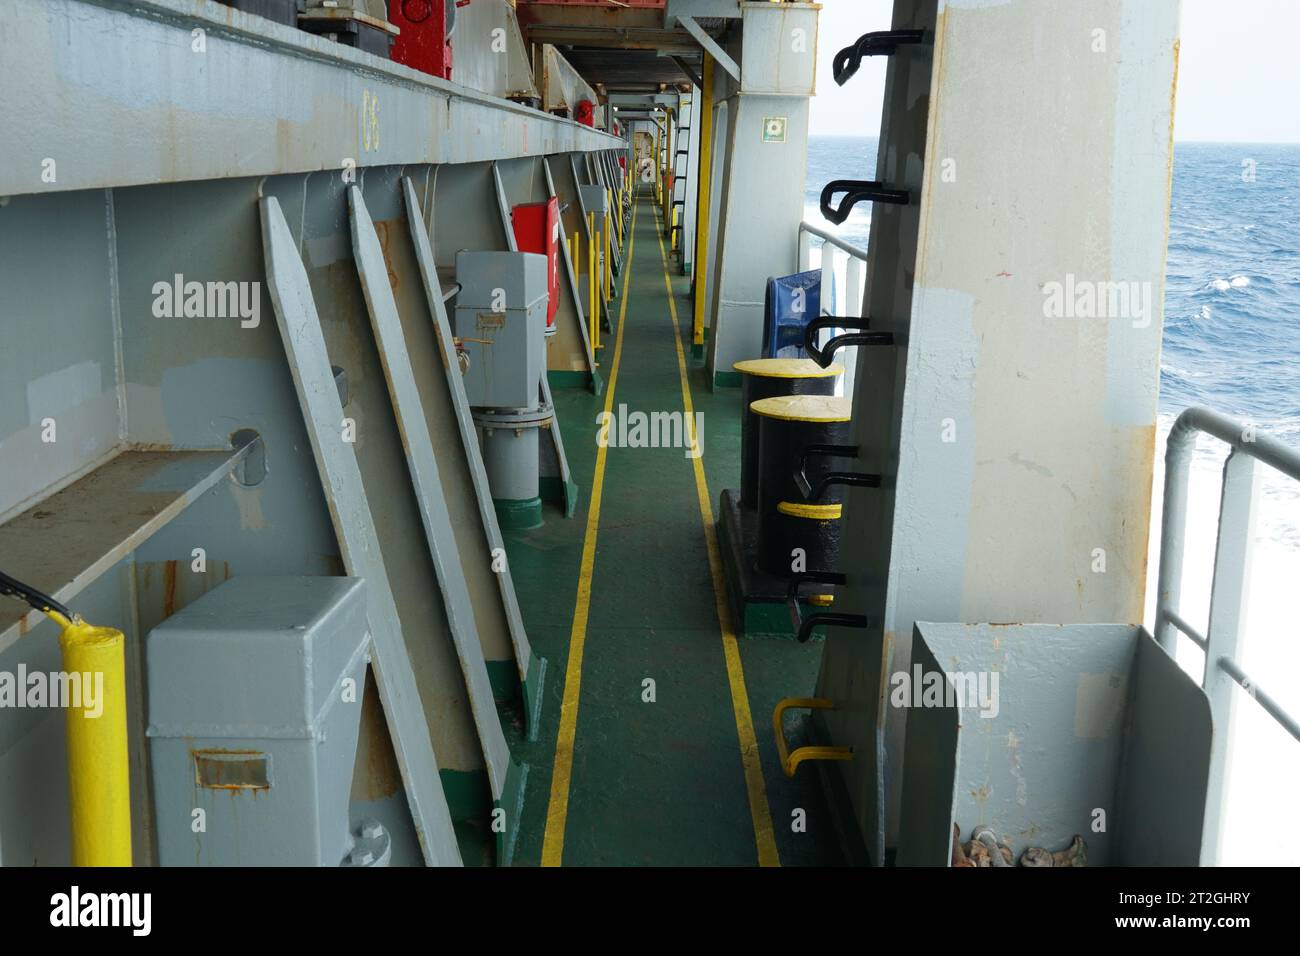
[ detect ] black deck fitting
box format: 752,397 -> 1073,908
819,180 -> 910,226
803,315 -> 895,368
786,571 -> 870,644
833,29 -> 926,87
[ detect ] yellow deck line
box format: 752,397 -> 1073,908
540,197 -> 638,866
653,209 -> 781,867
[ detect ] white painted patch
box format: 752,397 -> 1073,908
1006,728 -> 1029,806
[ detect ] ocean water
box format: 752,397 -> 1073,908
805,135 -> 1300,864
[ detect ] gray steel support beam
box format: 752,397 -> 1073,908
348,185 -> 514,789
680,15 -> 741,82
0,0 -> 620,197
400,176 -> 546,734
671,56 -> 705,91
665,0 -> 744,30
260,195 -> 462,867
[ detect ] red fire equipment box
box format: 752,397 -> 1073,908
511,198 -> 561,334
388,0 -> 453,80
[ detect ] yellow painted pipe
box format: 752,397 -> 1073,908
692,55 -> 715,347
604,211 -> 612,302
51,611 -> 132,866
587,211 -> 600,352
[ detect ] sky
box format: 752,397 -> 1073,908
810,0 -> 1300,143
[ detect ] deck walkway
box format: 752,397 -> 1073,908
504,188 -> 846,866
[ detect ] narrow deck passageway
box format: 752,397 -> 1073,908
506,188 -> 846,866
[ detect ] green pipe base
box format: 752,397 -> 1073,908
494,496 -> 543,532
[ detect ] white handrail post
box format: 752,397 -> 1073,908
1200,449 -> 1260,865
798,227 -> 813,273
819,245 -> 837,369
1155,427 -> 1197,652
843,256 -> 865,398
820,244 -> 836,317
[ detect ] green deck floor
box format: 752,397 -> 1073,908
501,190 -> 848,866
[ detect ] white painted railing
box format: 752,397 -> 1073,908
1154,407 -> 1300,864
798,221 -> 869,397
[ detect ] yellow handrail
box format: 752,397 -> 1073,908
772,697 -> 853,777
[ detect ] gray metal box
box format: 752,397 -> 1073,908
897,622 -> 1213,866
579,184 -> 609,220
146,576 -> 371,867
454,251 -> 548,410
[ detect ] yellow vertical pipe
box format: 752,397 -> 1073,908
692,55 -> 715,347
587,211 -> 599,352
604,211 -> 612,302
615,188 -> 623,246
52,612 -> 132,866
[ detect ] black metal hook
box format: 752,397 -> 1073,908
786,572 -> 869,644
793,444 -> 882,501
833,29 -> 926,87
820,180 -> 910,226
0,569 -> 72,620
803,315 -> 894,368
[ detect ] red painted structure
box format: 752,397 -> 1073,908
510,198 -> 562,333
388,0 -> 453,80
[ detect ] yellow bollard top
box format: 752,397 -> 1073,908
733,358 -> 845,380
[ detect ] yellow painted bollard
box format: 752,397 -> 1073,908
51,611 -> 132,866
671,206 -> 679,253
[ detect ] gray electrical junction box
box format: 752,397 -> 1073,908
146,576 -> 371,867
454,250 -> 549,410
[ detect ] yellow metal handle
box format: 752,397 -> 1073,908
51,611 -> 133,865
773,697 -> 852,778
